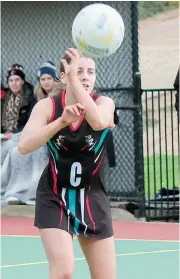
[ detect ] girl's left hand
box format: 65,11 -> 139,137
61,48 -> 81,76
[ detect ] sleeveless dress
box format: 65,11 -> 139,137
34,91 -> 114,239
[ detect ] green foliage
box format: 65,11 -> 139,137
139,1 -> 179,20
168,1 -> 179,8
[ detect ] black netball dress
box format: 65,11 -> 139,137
34,91 -> 114,239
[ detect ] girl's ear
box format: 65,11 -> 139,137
61,72 -> 67,85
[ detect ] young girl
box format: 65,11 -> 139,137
18,48 -> 116,279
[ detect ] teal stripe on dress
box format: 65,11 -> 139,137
68,189 -> 80,235
48,140 -> 59,161
94,128 -> 109,154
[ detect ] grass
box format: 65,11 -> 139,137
144,154 -> 179,197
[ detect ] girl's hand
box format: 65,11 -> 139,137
61,48 -> 81,76
61,103 -> 86,125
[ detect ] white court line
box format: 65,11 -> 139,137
1,235 -> 179,243
1,249 -> 179,268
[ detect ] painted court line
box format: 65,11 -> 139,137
1,235 -> 179,242
1,249 -> 179,269
114,237 -> 180,243
1,235 -> 40,238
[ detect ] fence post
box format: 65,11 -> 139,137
131,1 -> 139,74
134,72 -> 146,221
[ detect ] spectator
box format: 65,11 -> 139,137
34,61 -> 62,101
0,64 -> 48,205
174,68 -> 179,121
1,64 -> 36,162
1,62 -> 62,205
1,82 -> 8,99
1,83 -> 8,140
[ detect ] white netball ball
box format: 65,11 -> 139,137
72,3 -> 125,58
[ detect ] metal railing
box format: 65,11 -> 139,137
142,88 -> 179,220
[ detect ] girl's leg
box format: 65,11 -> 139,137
40,228 -> 74,279
78,235 -> 116,279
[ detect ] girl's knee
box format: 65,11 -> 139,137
50,262 -> 73,279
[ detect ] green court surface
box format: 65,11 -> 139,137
1,236 -> 179,279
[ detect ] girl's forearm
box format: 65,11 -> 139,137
18,117 -> 66,154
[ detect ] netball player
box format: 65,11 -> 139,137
18,48 -> 116,279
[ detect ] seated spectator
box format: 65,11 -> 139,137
1,64 -> 47,205
1,62 -> 61,205
1,82 -> 8,99
1,64 -> 36,163
1,83 -> 8,140
174,68 -> 179,121
34,61 -> 62,101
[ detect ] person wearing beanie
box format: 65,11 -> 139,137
1,63 -> 36,134
34,61 -> 63,101
37,61 -> 59,81
7,63 -> 26,86
1,64 -> 42,206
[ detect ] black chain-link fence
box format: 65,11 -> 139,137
1,2 -> 144,211
100,90 -> 136,198
1,1 -> 137,88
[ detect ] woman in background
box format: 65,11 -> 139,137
34,61 -> 62,101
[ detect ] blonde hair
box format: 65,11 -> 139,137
34,80 -> 64,101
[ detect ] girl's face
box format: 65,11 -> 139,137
77,57 -> 96,94
40,74 -> 54,92
62,57 -> 96,94
8,75 -> 24,95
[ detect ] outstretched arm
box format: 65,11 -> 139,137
18,98 -> 86,155
18,98 -> 66,154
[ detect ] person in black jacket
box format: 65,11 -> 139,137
1,64 -> 48,205
1,64 -> 36,136
174,68 -> 179,121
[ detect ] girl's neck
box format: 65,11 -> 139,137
64,86 -> 93,106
